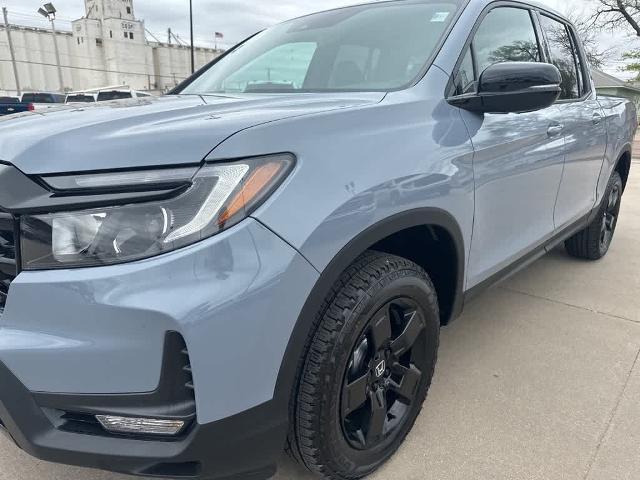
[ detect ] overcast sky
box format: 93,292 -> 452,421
3,0 -> 637,78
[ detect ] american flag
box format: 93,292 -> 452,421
215,32 -> 224,39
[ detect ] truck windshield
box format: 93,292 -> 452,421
179,1 -> 462,95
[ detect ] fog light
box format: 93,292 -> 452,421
96,415 -> 185,436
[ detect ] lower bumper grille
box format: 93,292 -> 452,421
0,212 -> 17,312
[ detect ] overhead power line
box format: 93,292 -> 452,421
0,58 -> 189,81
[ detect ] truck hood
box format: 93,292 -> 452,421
0,93 -> 384,175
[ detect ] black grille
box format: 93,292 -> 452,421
0,212 -> 17,312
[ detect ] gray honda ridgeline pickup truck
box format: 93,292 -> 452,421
0,1 -> 636,479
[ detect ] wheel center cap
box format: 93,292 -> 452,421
374,360 -> 386,378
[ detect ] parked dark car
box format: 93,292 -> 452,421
0,96 -> 34,116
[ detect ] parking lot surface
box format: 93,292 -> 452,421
2,162 -> 640,480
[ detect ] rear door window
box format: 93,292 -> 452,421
97,91 -> 133,101
66,95 -> 96,103
539,15 -> 581,100
22,93 -> 58,103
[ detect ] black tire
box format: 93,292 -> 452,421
288,251 -> 440,480
565,171 -> 624,260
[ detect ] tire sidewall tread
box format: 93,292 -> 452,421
291,251 -> 440,480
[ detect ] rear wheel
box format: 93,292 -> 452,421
289,252 -> 440,479
565,171 -> 623,260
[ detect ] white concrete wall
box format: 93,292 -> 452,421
0,21 -> 220,95
152,43 -> 216,91
0,26 -> 78,93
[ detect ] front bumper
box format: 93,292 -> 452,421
0,217 -> 319,478
0,357 -> 286,479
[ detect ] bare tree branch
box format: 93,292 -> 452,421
587,0 -> 640,36
566,12 -> 615,69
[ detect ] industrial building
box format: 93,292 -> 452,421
0,0 -> 222,95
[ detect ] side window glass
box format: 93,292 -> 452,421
453,47 -> 475,95
539,15 -> 580,100
473,7 -> 540,74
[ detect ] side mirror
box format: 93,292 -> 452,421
448,62 -> 562,114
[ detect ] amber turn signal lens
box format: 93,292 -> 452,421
218,161 -> 284,225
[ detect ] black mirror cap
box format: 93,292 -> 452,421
448,62 -> 562,114
479,62 -> 561,94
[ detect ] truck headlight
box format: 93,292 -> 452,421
20,154 -> 294,270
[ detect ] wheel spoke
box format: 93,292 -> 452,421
605,213 -> 616,230
389,364 -> 422,403
370,308 -> 392,350
343,373 -> 369,415
608,187 -> 620,210
365,388 -> 387,446
390,310 -> 425,357
600,216 -> 608,245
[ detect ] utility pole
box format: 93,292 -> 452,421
189,0 -> 195,73
49,17 -> 64,92
168,27 -> 172,45
2,7 -> 21,96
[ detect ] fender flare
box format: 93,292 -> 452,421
272,207 -> 466,409
613,142 -> 632,189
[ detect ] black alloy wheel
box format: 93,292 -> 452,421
341,298 -> 427,450
565,171 -> 624,260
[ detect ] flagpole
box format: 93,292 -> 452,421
214,32 -> 223,52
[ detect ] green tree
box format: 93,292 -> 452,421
621,50 -> 640,78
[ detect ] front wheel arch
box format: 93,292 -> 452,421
273,207 -> 465,410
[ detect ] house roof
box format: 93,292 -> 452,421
592,69 -> 640,93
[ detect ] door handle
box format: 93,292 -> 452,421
592,112 -> 603,125
547,123 -> 564,137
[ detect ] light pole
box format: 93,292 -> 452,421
189,0 -> 195,74
38,3 -> 64,92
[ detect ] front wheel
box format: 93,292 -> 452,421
290,252 -> 440,480
565,171 -> 623,260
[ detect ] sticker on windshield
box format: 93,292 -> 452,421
431,12 -> 450,22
